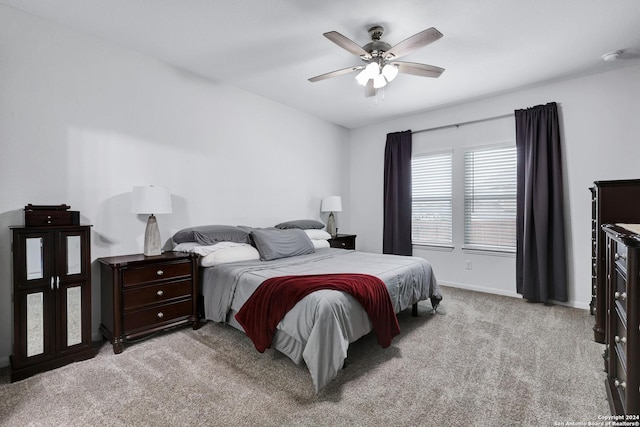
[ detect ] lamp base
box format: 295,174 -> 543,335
143,214 -> 162,256
327,211 -> 337,238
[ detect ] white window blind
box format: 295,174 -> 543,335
464,145 -> 517,251
412,152 -> 452,245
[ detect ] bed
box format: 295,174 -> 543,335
173,223 -> 441,393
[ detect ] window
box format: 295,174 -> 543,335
464,145 -> 517,251
411,152 -> 452,245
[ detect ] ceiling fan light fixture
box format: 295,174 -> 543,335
355,62 -> 380,86
355,69 -> 370,86
364,62 -> 380,79
381,64 -> 399,82
373,73 -> 387,89
310,25 -> 445,97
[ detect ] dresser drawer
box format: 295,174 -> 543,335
123,261 -> 191,287
124,299 -> 192,333
123,279 -> 192,311
613,240 -> 628,272
613,269 -> 628,319
611,346 -> 628,411
613,311 -> 628,364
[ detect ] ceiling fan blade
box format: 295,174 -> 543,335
365,80 -> 377,97
394,61 -> 445,78
384,27 -> 443,60
324,31 -> 372,60
308,65 -> 364,82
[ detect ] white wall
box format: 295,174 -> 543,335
0,6 -> 350,367
3,4 -> 639,371
349,63 -> 640,309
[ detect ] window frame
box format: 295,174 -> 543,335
462,143 -> 517,253
411,150 -> 454,248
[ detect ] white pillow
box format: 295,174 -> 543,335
312,239 -> 330,249
173,241 -> 247,256
199,245 -> 260,267
172,241 -> 201,252
304,229 -> 332,240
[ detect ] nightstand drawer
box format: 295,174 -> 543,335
328,234 -> 356,250
123,279 -> 192,311
123,261 -> 191,287
124,299 -> 192,333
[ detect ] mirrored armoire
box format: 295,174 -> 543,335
10,225 -> 95,381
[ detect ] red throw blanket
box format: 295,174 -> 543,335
235,273 -> 400,353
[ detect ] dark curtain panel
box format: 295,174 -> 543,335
515,102 -> 568,303
383,130 -> 413,256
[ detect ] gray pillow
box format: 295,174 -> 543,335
250,228 -> 315,261
172,225 -> 249,245
274,219 -> 325,230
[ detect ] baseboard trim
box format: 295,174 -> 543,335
439,281 -> 589,311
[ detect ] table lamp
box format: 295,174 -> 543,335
321,196 -> 342,237
131,185 -> 172,256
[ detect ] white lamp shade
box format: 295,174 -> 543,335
364,62 -> 380,79
373,73 -> 387,89
321,196 -> 342,212
382,64 -> 399,82
355,68 -> 370,86
356,62 -> 380,86
131,186 -> 173,214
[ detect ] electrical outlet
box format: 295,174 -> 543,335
465,260 -> 472,270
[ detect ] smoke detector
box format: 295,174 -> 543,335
602,50 -> 623,62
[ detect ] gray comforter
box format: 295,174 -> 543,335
201,248 -> 440,392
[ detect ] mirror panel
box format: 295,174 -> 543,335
66,286 -> 82,347
26,237 -> 44,280
26,292 -> 44,357
66,235 -> 81,275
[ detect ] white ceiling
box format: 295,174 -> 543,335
3,0 -> 640,129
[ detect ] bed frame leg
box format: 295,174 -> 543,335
412,302 -> 418,317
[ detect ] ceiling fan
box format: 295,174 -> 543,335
308,25 -> 445,97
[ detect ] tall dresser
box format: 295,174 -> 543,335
602,223 -> 640,415
590,180 -> 640,344
10,225 -> 95,381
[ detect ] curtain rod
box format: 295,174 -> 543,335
411,113 -> 514,135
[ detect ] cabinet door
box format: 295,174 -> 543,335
13,230 -> 55,290
56,229 -> 90,282
55,228 -> 92,355
12,230 -> 57,367
13,287 -> 56,367
57,280 -> 92,356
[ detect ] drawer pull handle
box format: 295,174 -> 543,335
157,290 -> 164,297
614,379 -> 626,390
157,312 -> 164,319
614,336 -> 627,345
614,292 -> 627,301
614,253 -> 626,261
156,270 -> 164,276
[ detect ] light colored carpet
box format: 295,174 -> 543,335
0,286 -> 609,426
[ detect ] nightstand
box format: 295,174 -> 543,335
328,234 -> 357,250
98,252 -> 199,354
